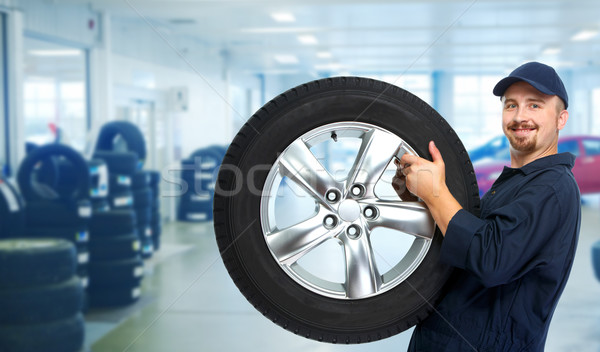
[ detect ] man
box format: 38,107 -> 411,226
395,62 -> 581,351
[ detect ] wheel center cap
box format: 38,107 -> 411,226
338,199 -> 361,222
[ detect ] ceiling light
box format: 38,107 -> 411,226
271,12 -> 295,23
29,50 -> 82,57
542,46 -> 561,55
274,54 -> 299,64
571,29 -> 598,41
317,51 -> 332,59
298,35 -> 318,45
314,63 -> 343,71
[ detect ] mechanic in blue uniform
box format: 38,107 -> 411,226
394,62 -> 581,351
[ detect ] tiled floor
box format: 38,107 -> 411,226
86,203 -> 600,352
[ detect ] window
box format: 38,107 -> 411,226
23,37 -> 88,151
453,75 -> 503,150
582,139 -> 600,156
558,140 -> 580,156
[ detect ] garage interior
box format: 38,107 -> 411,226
1,0 -> 600,351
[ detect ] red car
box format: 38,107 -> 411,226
473,135 -> 600,197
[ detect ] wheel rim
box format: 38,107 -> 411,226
260,122 -> 436,300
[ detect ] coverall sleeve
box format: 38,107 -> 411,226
440,184 -> 563,287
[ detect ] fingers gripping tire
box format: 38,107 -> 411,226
213,77 -> 480,344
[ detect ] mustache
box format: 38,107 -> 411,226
507,122 -> 537,130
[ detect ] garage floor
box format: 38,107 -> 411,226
85,200 -> 600,352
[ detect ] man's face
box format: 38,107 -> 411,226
501,81 -> 566,157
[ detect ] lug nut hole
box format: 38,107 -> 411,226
363,206 -> 378,219
323,215 -> 338,229
346,225 -> 361,239
350,184 -> 365,198
326,189 -> 341,203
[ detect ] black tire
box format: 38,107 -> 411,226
89,209 -> 137,236
132,170 -> 151,189
89,256 -> 144,287
93,150 -> 139,176
89,281 -> 142,307
148,170 -> 161,188
89,232 -> 141,261
0,313 -> 85,352
136,206 -> 152,225
24,199 -> 92,227
133,187 -> 153,208
141,237 -> 154,259
95,121 -> 147,165
109,190 -> 134,209
108,173 -> 133,194
17,144 -> 90,202
89,159 -> 109,199
0,276 -> 83,324
92,198 -> 111,212
0,238 -> 76,288
24,225 -> 89,244
213,77 -> 480,343
593,240 -> 600,281
0,179 -> 25,239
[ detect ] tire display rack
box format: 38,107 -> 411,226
214,77 -> 480,343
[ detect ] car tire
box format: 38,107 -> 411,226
95,120 -> 147,166
0,238 -> 76,288
0,276 -> 83,324
213,77 -> 480,343
0,313 -> 85,352
93,151 -> 139,176
0,179 -> 25,239
17,144 -> 90,202
89,256 -> 144,287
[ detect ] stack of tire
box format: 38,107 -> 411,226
0,178 -> 24,239
177,145 -> 226,221
148,171 -> 162,250
132,170 -> 155,258
93,120 -> 158,258
0,238 -> 85,352
17,144 -> 92,292
87,209 -> 144,307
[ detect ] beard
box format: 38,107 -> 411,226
505,122 -> 538,153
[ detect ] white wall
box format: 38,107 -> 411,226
110,54 -> 231,158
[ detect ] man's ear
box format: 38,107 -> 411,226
557,109 -> 569,131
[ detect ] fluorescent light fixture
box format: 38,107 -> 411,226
29,50 -> 82,57
542,46 -> 561,55
274,54 -> 299,64
298,34 -> 318,45
571,29 -> 598,41
317,51 -> 332,59
271,12 -> 295,23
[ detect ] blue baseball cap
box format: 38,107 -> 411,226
493,61 -> 568,109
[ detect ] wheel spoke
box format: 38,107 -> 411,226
279,139 -> 341,207
266,211 -> 336,266
363,200 -> 435,240
342,231 -> 382,299
346,129 -> 401,197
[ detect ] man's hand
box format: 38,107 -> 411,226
396,141 -> 446,204
392,140 -> 462,235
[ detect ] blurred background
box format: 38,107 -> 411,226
0,0 -> 599,351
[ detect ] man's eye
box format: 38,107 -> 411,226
531,104 -> 539,108
506,104 -> 516,109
